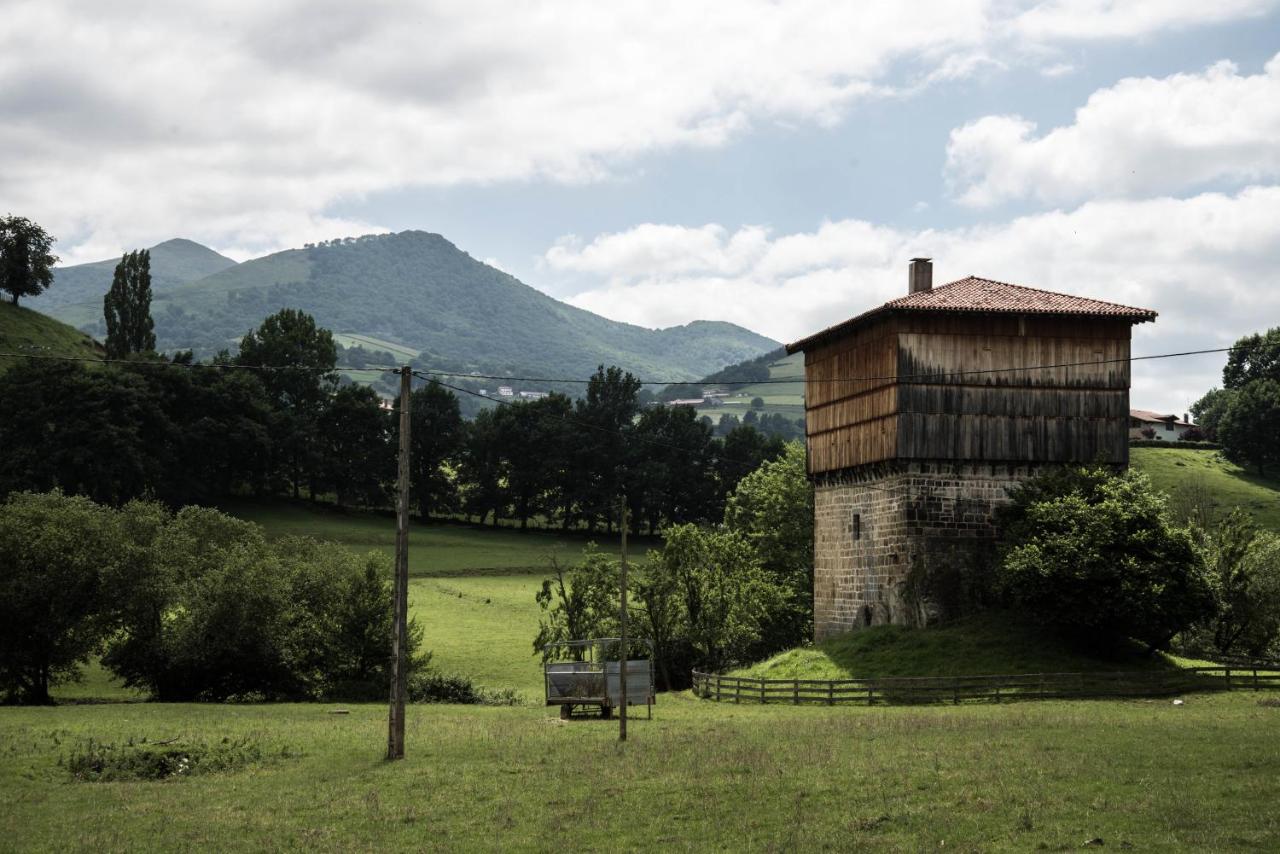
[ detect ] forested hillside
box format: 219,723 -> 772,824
51,231 -> 776,380
32,238 -> 237,325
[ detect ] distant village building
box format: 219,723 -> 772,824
669,398 -> 707,407
1129,409 -> 1195,441
787,259 -> 1156,638
518,391 -> 549,400
497,386 -> 514,397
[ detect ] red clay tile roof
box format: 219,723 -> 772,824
786,275 -> 1157,353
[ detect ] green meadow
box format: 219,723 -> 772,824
16,483 -> 1280,852
4,693 -> 1279,851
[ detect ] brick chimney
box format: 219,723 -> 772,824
909,258 -> 932,294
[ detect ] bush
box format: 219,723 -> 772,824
65,735 -> 287,782
1186,511 -> 1280,660
997,466 -> 1215,652
1128,439 -> 1220,449
96,501 -> 427,702
407,672 -> 522,705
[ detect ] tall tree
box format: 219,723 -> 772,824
1218,378 -> 1280,477
1222,327 -> 1280,389
103,249 -> 156,359
459,408 -> 507,525
404,381 -> 464,520
0,491 -> 121,704
319,385 -> 393,508
574,365 -> 641,531
236,309 -> 338,498
0,215 -> 58,306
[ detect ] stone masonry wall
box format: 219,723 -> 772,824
812,462 -> 1047,640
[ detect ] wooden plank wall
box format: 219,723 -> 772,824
803,318 -> 899,474
802,313 -> 1137,474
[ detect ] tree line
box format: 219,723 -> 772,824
0,305 -> 788,531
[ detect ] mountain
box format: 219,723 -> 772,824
33,238 -> 238,327
80,231 -> 778,381
0,301 -> 103,374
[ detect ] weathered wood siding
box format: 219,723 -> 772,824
803,318 -> 899,474
803,313 -> 1134,474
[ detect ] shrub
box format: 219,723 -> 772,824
102,504 -> 427,702
65,735 -> 286,782
997,466 -> 1215,652
407,672 -> 522,705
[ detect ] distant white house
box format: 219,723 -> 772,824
1129,409 -> 1196,441
518,391 -> 548,400
497,386 -> 514,397
669,398 -> 706,407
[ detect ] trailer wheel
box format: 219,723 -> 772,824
560,704 -> 572,720
600,704 -> 612,720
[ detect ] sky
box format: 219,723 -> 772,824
4,1 -> 1280,413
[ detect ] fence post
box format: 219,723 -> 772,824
760,678 -> 766,705
994,683 -> 1001,704
715,673 -> 721,701
1225,668 -> 1233,691
735,678 -> 741,704
794,679 -> 799,705
867,684 -> 874,706
952,677 -> 959,706
827,682 -> 834,706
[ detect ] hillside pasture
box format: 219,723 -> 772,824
0,301 -> 103,372
333,332 -> 419,361
1131,446 -> 1280,532
731,614 -> 1184,682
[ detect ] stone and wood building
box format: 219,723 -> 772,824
785,259 -> 1157,639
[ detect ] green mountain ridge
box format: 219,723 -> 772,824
49,231 -> 778,380
32,238 -> 238,325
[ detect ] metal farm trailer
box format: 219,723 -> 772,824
541,638 -> 654,720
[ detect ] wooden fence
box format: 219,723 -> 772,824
691,665 -> 1280,706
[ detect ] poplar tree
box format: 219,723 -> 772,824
103,249 -> 156,359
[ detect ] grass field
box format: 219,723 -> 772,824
732,614 -> 1182,681
0,300 -> 103,373
1131,446 -> 1280,531
220,498 -> 650,577
697,351 -> 805,425
4,693 -> 1279,851
333,332 -> 419,360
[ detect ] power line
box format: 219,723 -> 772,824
402,343 -> 1270,388
1,341 -> 1271,385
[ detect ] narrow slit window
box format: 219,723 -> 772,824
852,512 -> 861,541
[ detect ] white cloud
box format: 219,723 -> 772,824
2,0 -> 1274,260
1012,0 -> 1277,41
546,186 -> 1280,413
947,55 -> 1280,206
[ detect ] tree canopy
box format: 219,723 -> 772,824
103,249 -> 156,359
0,216 -> 58,306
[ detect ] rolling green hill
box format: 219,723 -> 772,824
32,238 -> 238,327
55,231 -> 776,380
0,301 -> 103,373
1131,446 -> 1280,532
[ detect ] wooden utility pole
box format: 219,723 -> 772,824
387,365 -> 411,760
618,496 -> 629,743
